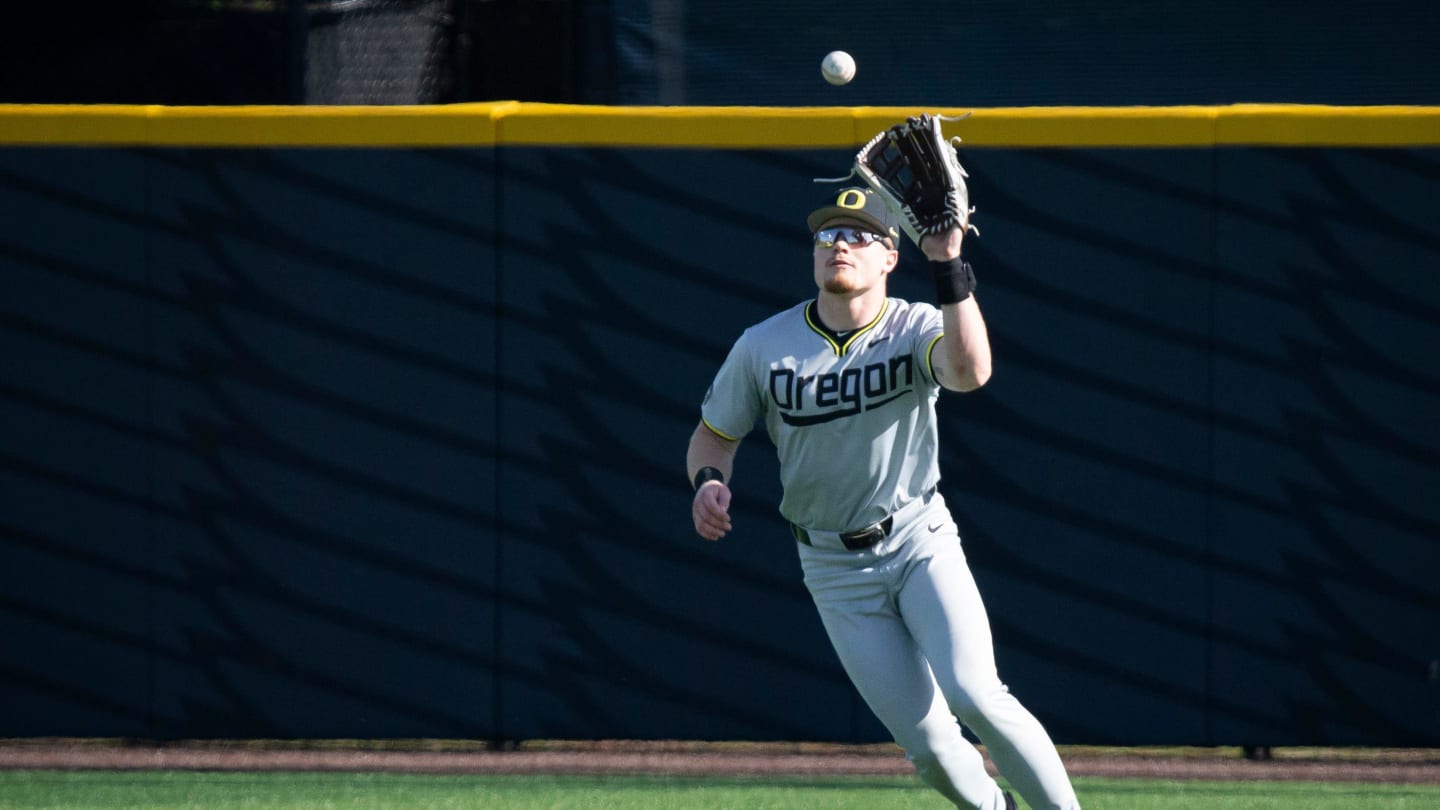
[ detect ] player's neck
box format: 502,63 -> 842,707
815,288 -> 886,331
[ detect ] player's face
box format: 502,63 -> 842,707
813,218 -> 899,296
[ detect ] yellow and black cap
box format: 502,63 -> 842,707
806,187 -> 902,243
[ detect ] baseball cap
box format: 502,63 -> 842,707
806,187 -> 902,243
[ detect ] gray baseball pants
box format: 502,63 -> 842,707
795,492 -> 1081,810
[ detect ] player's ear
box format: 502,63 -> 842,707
883,245 -> 900,272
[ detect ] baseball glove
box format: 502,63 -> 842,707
848,113 -> 978,246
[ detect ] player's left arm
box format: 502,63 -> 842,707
921,228 -> 993,392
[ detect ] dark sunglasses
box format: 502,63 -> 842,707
814,227 -> 892,248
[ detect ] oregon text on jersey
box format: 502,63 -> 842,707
768,352 -> 916,426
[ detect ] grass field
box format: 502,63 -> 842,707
1,771 -> 1438,809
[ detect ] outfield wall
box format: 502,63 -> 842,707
2,104 -> 1438,746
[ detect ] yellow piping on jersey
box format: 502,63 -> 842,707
702,418 -> 741,442
805,299 -> 890,357
924,333 -> 945,383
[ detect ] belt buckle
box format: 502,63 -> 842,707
839,515 -> 892,551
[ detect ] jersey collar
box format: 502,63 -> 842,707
805,298 -> 890,357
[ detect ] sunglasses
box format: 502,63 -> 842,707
814,227 -> 893,248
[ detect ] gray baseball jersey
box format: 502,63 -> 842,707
701,296 -> 945,532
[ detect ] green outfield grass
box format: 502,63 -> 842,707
0,771 -> 1436,809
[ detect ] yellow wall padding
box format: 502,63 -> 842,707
2,102 -> 1438,148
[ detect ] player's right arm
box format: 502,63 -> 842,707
687,421 -> 740,541
922,228 -> 992,392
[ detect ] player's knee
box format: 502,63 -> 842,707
947,681 -> 1013,728
900,714 -> 967,763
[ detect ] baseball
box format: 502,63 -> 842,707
821,50 -> 856,86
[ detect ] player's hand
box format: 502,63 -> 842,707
920,227 -> 965,262
692,481 -> 733,541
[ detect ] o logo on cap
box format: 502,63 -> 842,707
836,189 -> 867,209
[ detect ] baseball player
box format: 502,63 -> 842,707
686,187 -> 1081,810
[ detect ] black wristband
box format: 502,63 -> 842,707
692,466 -> 725,491
930,257 -> 976,305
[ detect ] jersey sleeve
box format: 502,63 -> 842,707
700,331 -> 762,441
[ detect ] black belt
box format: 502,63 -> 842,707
794,515 -> 895,551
